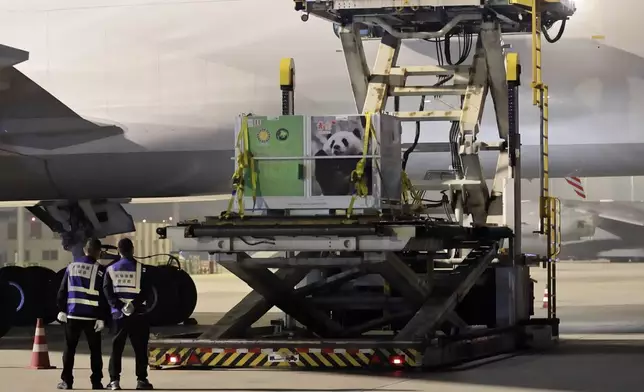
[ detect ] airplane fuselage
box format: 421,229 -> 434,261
0,0 -> 640,201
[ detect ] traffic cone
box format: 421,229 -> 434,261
29,318 -> 56,369
541,288 -> 549,309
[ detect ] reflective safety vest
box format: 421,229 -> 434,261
66,256 -> 103,320
106,258 -> 144,317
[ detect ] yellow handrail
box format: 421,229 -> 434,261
531,0 -> 543,105
548,196 -> 561,258
531,0 -> 551,236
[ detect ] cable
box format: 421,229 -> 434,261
449,120 -> 463,177
425,34 -> 468,178
543,19 -> 566,43
403,34 -> 469,171
420,198 -> 444,204
443,31 -> 473,65
402,95 -> 423,171
401,30 -> 473,193
238,236 -> 275,246
102,252 -> 183,269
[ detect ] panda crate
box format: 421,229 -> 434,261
233,113 -> 402,212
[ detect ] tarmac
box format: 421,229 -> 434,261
1,261 -> 644,391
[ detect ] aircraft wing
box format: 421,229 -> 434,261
560,176 -> 644,227
0,45 -> 123,150
561,199 -> 644,227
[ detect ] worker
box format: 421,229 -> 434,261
103,238 -> 154,391
56,238 -> 109,390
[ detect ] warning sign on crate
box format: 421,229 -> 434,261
247,118 -> 262,127
315,119 -> 336,134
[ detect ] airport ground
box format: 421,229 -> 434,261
1,261 -> 643,391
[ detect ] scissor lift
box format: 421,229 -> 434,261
149,0 -> 574,370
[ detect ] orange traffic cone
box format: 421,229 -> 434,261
541,288 -> 549,309
29,318 -> 56,369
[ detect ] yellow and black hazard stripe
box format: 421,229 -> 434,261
195,348 -> 374,368
201,349 -> 269,368
149,347 -> 423,369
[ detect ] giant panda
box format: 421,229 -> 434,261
314,128 -> 373,196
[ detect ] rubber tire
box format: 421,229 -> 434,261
144,265 -> 180,326
0,276 -> 16,338
0,266 -> 37,327
24,266 -> 58,325
166,268 -> 198,325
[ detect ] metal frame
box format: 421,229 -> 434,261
149,1 -> 574,370
297,0 -> 576,34
338,19 -> 513,226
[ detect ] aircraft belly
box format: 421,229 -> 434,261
0,150 -> 233,201
404,143 -> 644,180
1,140 -> 643,202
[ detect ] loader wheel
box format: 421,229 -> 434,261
0,266 -> 37,326
171,268 -> 198,324
24,266 -> 58,325
0,277 -> 16,338
144,266 -> 180,326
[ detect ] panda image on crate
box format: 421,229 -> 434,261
311,116 -> 373,196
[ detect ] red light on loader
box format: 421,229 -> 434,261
389,355 -> 405,366
166,354 -> 180,364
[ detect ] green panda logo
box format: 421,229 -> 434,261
276,128 -> 289,141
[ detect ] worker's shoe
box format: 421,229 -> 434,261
56,381 -> 72,390
106,381 -> 121,390
136,379 -> 154,390
92,382 -> 105,390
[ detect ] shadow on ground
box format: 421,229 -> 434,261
2,308 -> 644,392
311,339 -> 644,392
4,337 -> 639,392
0,312 -> 284,358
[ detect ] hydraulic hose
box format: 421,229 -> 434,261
543,19 -> 566,43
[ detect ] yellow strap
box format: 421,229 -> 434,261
249,141 -> 257,208
347,114 -> 376,218
344,114 -> 422,218
224,115 -> 254,218
401,172 -> 411,205
401,171 -> 422,206
243,118 -> 258,212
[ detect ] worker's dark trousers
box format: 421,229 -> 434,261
108,315 -> 150,382
61,319 -> 103,385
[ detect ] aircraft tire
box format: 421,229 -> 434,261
0,266 -> 37,327
170,268 -> 198,325
0,276 -> 16,338
24,266 -> 58,325
144,265 -> 180,326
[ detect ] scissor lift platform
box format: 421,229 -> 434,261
152,217 -> 546,370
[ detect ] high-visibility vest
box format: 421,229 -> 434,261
106,258 -> 144,317
66,256 -> 103,320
